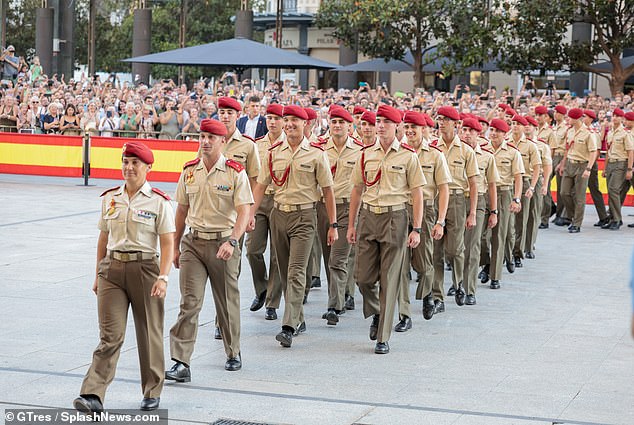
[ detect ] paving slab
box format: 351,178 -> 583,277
0,174 -> 633,425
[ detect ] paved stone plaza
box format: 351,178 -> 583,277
0,174 -> 632,425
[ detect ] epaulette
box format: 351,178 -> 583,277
317,136 -> 328,144
481,147 -> 493,154
310,141 -> 325,151
351,136 -> 364,147
537,138 -> 547,144
242,134 -> 255,143
183,157 -> 201,169
100,186 -> 119,197
255,135 -> 266,142
508,143 -> 520,151
401,143 -> 415,153
430,144 -> 443,152
430,139 -> 439,147
528,138 -> 537,144
268,140 -> 284,151
152,187 -> 171,200
480,142 -> 490,148
226,159 -> 245,172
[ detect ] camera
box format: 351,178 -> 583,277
106,111 -> 113,118
171,106 -> 178,111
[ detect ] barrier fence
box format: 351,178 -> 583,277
0,131 -> 633,206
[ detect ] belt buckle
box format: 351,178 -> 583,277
120,252 -> 130,261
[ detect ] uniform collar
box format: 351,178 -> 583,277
438,134 -> 461,148
281,136 -> 310,151
373,137 -> 401,152
198,153 -> 226,172
120,181 -> 152,198
228,128 -> 242,142
326,135 -> 355,150
267,131 -> 285,143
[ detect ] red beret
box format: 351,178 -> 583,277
462,117 -> 482,132
403,111 -> 426,127
423,113 -> 435,128
568,108 -> 583,120
304,107 -> 318,120
624,112 -> 634,121
437,106 -> 460,121
490,118 -> 509,133
376,104 -> 402,123
613,108 -> 625,117
554,105 -> 567,115
583,109 -> 596,120
525,115 -> 538,127
353,105 -> 366,115
505,108 -> 517,117
283,105 -> 308,120
217,96 -> 241,112
534,106 -> 548,115
200,118 -> 228,136
266,104 -> 284,117
498,103 -> 509,111
477,115 -> 489,125
329,106 -> 353,122
360,110 -> 376,125
511,115 -> 528,126
122,141 -> 154,165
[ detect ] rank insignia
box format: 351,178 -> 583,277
107,198 -> 116,216
216,184 -> 232,191
185,170 -> 195,185
135,209 -> 157,219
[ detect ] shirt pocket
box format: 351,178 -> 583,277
297,162 -> 315,174
131,212 -> 156,227
231,153 -> 247,167
364,162 -> 380,182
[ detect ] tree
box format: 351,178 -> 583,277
316,0 -> 447,88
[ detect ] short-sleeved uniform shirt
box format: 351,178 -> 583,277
474,144 -> 500,194
493,141 -> 525,187
534,139 -> 553,172
432,135 -> 479,191
257,137 -> 334,205
566,125 -> 597,162
415,141 -> 451,202
553,121 -> 569,154
256,131 -> 286,195
607,125 -> 634,160
537,125 -> 557,156
323,136 -> 363,199
99,181 -> 175,255
511,135 -> 541,177
351,138 -> 426,207
223,128 -> 261,179
175,154 -> 254,232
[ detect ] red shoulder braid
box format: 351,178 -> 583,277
100,186 -> 119,197
183,157 -> 201,169
481,147 -> 493,154
226,159 -> 245,172
310,141 -> 325,151
255,135 -> 266,142
351,136 -> 364,147
317,136 -> 328,144
152,187 -> 171,200
430,139 -> 439,147
242,134 -> 255,143
401,143 -> 416,153
430,144 -> 443,152
507,143 -> 520,151
268,140 -> 284,151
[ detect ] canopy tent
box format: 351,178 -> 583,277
588,55 -> 634,71
122,37 -> 338,73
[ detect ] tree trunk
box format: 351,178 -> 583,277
413,48 -> 423,89
609,68 -> 627,97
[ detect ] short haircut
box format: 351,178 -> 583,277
249,95 -> 260,104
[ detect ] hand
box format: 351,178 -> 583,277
582,170 -> 590,179
150,279 -> 167,298
173,247 -> 181,269
602,170 -> 606,178
216,241 -> 234,261
487,213 -> 498,229
541,185 -> 548,196
407,231 -> 420,248
347,227 -> 357,244
557,164 -> 564,176
466,213 -> 476,229
327,227 -> 338,246
431,224 -> 444,240
247,216 -> 256,232
510,201 -> 521,213
626,170 -> 633,181
92,277 -> 99,295
525,188 -> 534,199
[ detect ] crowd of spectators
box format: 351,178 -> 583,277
1,49 -> 634,146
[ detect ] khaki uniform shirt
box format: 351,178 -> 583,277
323,135 -> 363,200
474,144 -> 500,194
351,138 -> 426,207
535,140 -> 553,171
432,135 -> 479,191
511,135 -> 541,177
493,141 -> 525,187
175,154 -> 254,232
553,121 -> 569,155
415,141 -> 451,202
223,128 -> 261,179
566,125 -> 597,162
256,131 -> 286,195
99,182 -> 175,255
607,125 -> 634,160
537,125 -> 557,156
257,137 -> 334,205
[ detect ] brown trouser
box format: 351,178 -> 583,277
542,153 -> 565,223
271,207 -> 316,331
246,193 -> 283,309
525,177 -> 543,253
355,206 -> 408,344
432,192 -> 466,301
588,161 -> 608,221
561,160 -> 590,227
170,232 -> 241,362
512,179 -> 531,258
606,160 -> 627,222
304,228 -> 323,296
317,200 -> 353,311
398,201 -> 436,319
81,255 -> 163,402
463,194 -> 486,296
490,189 -> 512,281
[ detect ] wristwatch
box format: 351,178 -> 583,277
228,238 -> 238,247
330,222 -> 339,229
513,198 -> 521,204
490,209 -> 498,215
435,220 -> 446,227
158,275 -> 169,283
412,227 -> 422,234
